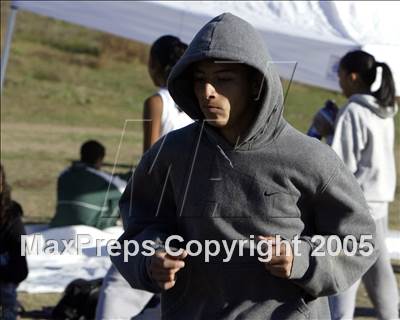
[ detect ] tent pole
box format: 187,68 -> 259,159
1,5 -> 18,92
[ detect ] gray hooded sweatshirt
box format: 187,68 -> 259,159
112,13 -> 377,320
331,94 -> 397,219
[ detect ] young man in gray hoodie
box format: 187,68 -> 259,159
112,13 -> 377,319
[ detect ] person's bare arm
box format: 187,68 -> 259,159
143,95 -> 163,153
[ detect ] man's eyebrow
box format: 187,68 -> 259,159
214,69 -> 235,74
193,68 -> 235,74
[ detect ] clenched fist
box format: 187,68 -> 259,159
147,250 -> 188,290
258,236 -> 294,278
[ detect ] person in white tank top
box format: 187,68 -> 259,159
143,36 -> 193,152
95,35 -> 191,320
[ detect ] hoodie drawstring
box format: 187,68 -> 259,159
216,145 -> 234,168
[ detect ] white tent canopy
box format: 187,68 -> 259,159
2,1 -> 400,94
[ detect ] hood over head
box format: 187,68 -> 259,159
168,13 -> 285,150
349,94 -> 398,119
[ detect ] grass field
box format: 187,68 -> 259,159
1,2 -> 399,319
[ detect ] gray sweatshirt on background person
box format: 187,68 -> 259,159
331,94 -> 397,219
112,13 -> 377,320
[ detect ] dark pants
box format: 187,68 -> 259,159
0,283 -> 17,320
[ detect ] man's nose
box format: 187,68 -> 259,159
203,82 -> 216,100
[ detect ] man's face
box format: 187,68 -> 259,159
193,60 -> 252,131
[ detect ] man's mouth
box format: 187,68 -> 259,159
204,104 -> 222,114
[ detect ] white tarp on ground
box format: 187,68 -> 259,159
18,224 -> 400,293
10,1 -> 400,93
18,225 -> 123,293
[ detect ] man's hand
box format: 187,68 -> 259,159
147,250 -> 187,290
257,236 -> 294,278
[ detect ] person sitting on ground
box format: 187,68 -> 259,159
0,163 -> 29,320
50,140 -> 128,230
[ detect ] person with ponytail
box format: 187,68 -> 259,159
143,35 -> 193,152
328,50 -> 398,320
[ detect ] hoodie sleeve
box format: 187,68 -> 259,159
289,160 -> 378,297
110,149 -> 177,293
331,106 -> 366,174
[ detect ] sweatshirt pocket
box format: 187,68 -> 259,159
263,190 -> 301,219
